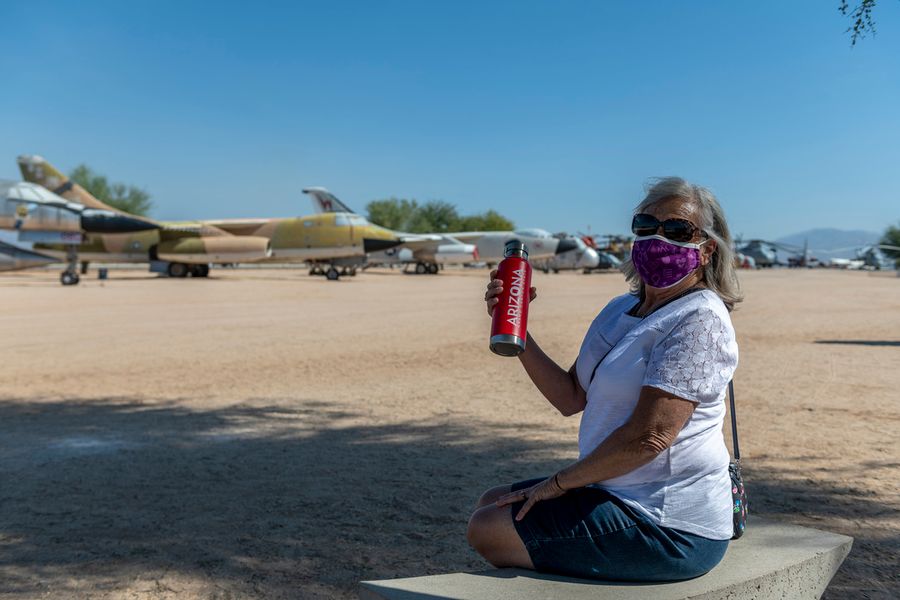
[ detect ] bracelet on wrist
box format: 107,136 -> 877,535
554,472 -> 566,491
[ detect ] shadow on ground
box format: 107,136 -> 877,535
744,460 -> 899,599
0,397 -> 570,599
0,398 -> 895,598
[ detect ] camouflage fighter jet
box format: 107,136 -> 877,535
22,156 -> 452,281
1,179 -> 161,283
201,188 -> 478,279
18,155 -> 272,281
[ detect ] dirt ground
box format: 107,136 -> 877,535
0,266 -> 897,599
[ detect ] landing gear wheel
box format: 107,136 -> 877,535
190,264 -> 210,278
167,262 -> 189,278
427,263 -> 439,274
349,267 -> 358,277
415,262 -> 427,275
61,271 -> 80,286
326,267 -> 340,281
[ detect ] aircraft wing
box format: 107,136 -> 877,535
158,221 -> 236,239
0,239 -> 58,271
395,233 -> 477,263
1,180 -> 84,212
200,218 -> 271,236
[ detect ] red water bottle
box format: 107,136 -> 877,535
490,240 -> 532,356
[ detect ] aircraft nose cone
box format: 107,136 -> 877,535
555,237 -> 579,254
580,248 -> 600,268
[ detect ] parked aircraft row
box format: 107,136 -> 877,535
734,238 -> 898,270
2,155 -> 595,284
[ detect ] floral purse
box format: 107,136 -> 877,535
728,380 -> 748,539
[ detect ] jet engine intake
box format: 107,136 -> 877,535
81,209 -> 159,234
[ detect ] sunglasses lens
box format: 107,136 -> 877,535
663,220 -> 695,242
631,214 -> 659,237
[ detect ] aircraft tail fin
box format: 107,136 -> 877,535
17,155 -> 121,213
302,187 -> 356,214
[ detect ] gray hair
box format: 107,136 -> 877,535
621,177 -> 743,311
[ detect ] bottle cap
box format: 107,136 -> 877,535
504,239 -> 528,259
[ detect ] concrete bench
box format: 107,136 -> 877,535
360,518 -> 852,600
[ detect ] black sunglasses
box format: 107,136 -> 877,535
631,213 -> 705,243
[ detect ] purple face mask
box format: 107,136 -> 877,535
631,235 -> 705,289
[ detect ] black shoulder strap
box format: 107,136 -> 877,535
728,380 -> 741,461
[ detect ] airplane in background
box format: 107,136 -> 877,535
305,188 -> 580,268
532,234 -> 602,273
450,228 -> 578,265
303,187 -> 477,274
18,155 -> 272,282
822,244 -> 899,270
202,189 -> 476,279
1,179 -> 160,283
20,156 -> 473,282
0,239 -> 57,272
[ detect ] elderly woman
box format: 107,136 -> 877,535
468,177 -> 742,582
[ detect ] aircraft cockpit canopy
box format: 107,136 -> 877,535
334,214 -> 371,227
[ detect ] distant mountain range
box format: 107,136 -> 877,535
773,228 -> 882,259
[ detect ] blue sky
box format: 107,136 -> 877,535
1,0 -> 898,239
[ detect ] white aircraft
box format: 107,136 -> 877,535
451,228 -> 578,264
532,235 -> 601,273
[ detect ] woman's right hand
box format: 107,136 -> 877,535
485,269 -> 537,316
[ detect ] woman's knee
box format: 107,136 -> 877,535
474,484 -> 511,509
466,505 -> 532,569
466,505 -> 498,552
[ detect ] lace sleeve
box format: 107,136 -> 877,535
643,306 -> 738,405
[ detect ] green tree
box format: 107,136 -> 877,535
416,200 -> 460,233
366,197 -> 514,233
839,0 -> 883,45
366,197 -> 419,230
881,221 -> 900,266
457,210 -> 515,232
69,164 -> 153,216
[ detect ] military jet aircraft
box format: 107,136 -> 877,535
303,187 -> 584,272
20,156 -> 463,282
1,179 -> 162,283
0,239 -> 57,272
18,155 -> 277,282
304,187 -> 477,275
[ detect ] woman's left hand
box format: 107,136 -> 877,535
496,475 -> 567,521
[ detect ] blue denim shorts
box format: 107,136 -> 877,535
510,477 -> 728,582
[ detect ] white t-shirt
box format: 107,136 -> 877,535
574,289 -> 738,540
